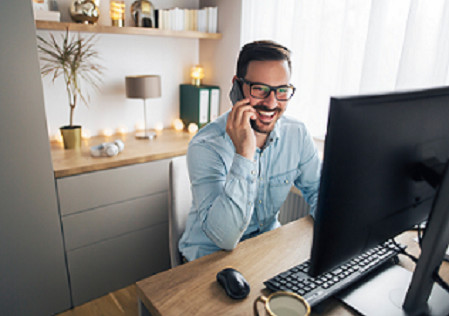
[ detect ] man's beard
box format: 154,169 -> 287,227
250,105 -> 282,134
250,119 -> 271,134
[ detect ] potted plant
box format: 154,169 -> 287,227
37,28 -> 103,149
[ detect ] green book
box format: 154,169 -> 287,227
180,84 -> 220,128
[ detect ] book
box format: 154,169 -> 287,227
209,87 -> 220,122
32,0 -> 48,12
34,10 -> 60,21
156,6 -> 217,33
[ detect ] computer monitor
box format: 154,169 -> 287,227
309,86 -> 449,314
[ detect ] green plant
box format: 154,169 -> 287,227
37,28 -> 103,127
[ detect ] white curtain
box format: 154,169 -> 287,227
241,0 -> 449,138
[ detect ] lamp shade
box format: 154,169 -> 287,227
125,75 -> 161,99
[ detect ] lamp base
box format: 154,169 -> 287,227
135,131 -> 156,140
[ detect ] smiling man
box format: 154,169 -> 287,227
179,40 -> 321,261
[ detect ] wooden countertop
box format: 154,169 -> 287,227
50,129 -> 193,178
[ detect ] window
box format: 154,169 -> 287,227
242,0 -> 449,137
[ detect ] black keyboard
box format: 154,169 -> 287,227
264,240 -> 402,307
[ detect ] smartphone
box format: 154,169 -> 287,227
229,80 -> 257,130
229,80 -> 244,105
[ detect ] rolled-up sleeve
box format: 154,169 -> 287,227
188,143 -> 258,250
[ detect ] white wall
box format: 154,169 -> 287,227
39,0 -> 200,139
38,0 -> 243,139
200,0 -> 243,114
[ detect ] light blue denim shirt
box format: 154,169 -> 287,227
179,111 -> 321,261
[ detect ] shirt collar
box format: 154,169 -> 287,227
258,119 -> 282,152
269,119 -> 281,143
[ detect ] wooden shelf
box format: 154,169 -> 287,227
35,20 -> 222,40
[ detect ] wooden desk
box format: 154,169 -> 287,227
136,217 -> 448,315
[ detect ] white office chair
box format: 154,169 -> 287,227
168,155 -> 192,268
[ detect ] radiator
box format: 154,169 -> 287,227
279,187 -> 310,225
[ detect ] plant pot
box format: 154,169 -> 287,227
60,125 -> 82,149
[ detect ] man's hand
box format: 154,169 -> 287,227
226,98 -> 257,160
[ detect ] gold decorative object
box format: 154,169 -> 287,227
131,0 -> 155,27
60,125 -> 82,149
70,0 -> 99,24
190,65 -> 205,86
110,0 -> 125,27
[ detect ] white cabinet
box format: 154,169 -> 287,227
56,159 -> 171,306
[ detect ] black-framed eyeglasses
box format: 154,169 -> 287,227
238,78 -> 296,101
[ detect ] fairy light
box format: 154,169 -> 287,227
100,128 -> 114,137
81,128 -> 91,140
116,126 -> 128,135
173,118 -> 184,131
155,122 -> 164,133
188,123 -> 198,134
135,122 -> 145,132
53,132 -> 63,143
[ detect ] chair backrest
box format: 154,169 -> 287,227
168,155 -> 192,268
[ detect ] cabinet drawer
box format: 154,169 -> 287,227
67,223 -> 169,306
57,159 -> 170,216
62,192 -> 168,251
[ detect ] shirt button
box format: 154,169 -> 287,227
258,200 -> 262,204
251,170 -> 256,175
260,177 -> 264,181
259,223 -> 263,227
284,180 -> 289,184
248,201 -> 253,206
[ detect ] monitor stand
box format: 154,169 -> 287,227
335,265 -> 449,316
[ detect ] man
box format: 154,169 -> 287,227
179,40 -> 321,261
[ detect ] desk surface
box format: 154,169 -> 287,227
136,217 -> 448,315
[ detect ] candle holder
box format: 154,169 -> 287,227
190,65 -> 205,86
110,0 -> 125,27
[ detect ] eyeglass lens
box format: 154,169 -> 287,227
251,84 -> 294,100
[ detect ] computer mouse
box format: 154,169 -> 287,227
216,267 -> 250,299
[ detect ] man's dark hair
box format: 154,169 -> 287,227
236,40 -> 292,78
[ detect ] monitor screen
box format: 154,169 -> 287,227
309,86 -> 449,278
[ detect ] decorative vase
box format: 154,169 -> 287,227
70,0 -> 100,24
131,0 -> 155,27
60,125 -> 82,149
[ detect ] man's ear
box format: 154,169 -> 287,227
232,75 -> 238,84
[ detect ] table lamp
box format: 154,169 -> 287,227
125,75 -> 161,139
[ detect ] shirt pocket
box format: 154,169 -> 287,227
268,169 -> 301,212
